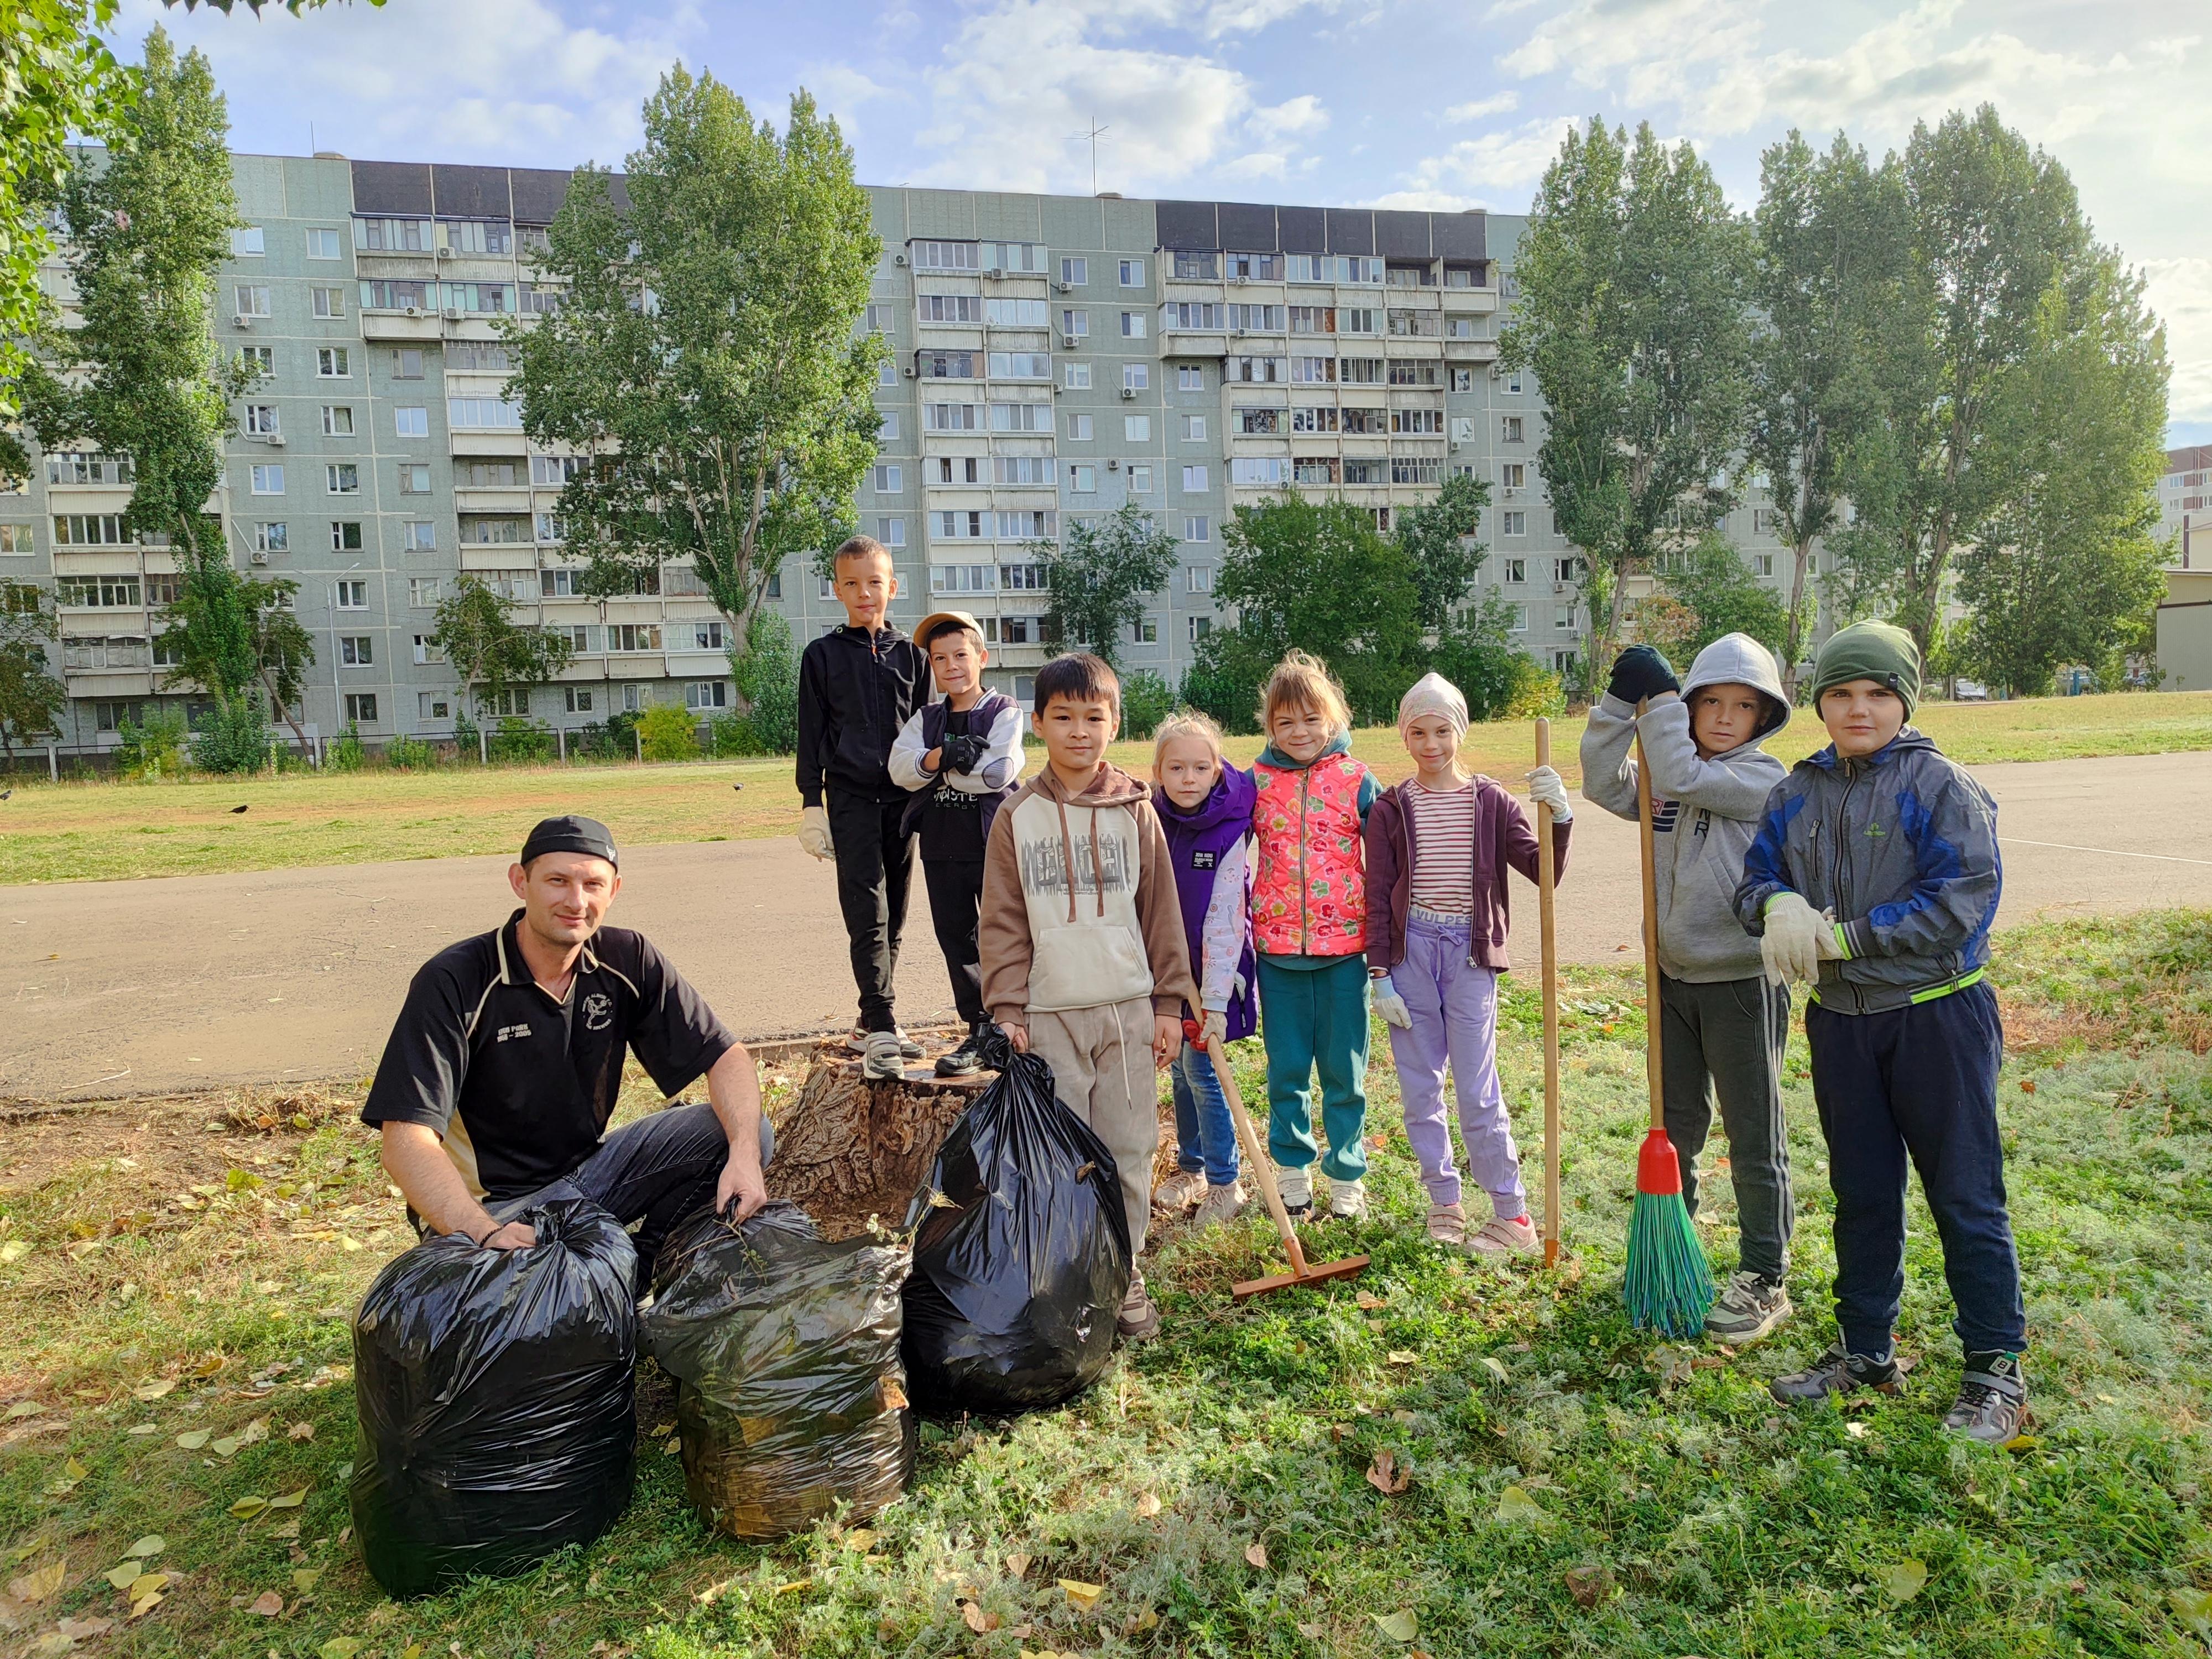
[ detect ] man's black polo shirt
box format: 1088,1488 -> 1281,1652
362,911 -> 735,1201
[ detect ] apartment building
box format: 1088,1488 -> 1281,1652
3,153 -> 1803,755
2159,443 -> 2212,570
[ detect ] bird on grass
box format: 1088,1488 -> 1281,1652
231,804 -> 249,814
0,789 -> 11,801
732,782 -> 743,792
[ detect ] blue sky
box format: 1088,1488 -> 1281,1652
124,0 -> 2210,445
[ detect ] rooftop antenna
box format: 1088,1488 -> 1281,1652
1071,116 -> 1109,195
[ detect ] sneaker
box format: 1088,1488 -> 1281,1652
1116,1273 -> 1161,1341
862,1030 -> 906,1081
1328,1177 -> 1369,1221
1192,1180 -> 1248,1230
1943,1352 -> 2028,1444
1768,1343 -> 1911,1404
1705,1270 -> 1793,1345
1468,1213 -> 1540,1258
1152,1169 -> 1206,1213
849,1026 -> 924,1060
934,1023 -> 989,1078
1426,1201 -> 1467,1246
1271,1162 -> 1314,1218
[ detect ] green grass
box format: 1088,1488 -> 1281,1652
4,913 -> 2211,1656
4,690 -> 2210,885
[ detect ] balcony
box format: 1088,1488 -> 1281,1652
361,311 -> 442,342
1441,286 -> 1501,314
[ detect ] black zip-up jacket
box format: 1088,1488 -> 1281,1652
796,623 -> 929,806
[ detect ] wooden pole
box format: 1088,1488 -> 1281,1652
1209,1040 -> 1310,1280
1536,717 -> 1562,1268
1633,711 -> 1666,1133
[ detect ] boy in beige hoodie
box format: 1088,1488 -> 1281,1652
980,651 -> 1198,1341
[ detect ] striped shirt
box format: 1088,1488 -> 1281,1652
1407,780 -> 1477,915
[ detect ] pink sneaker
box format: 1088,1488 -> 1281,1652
1469,1213 -> 1540,1258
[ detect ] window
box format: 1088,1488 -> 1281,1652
1291,356 -> 1337,383
321,405 -> 355,437
1181,465 -> 1208,493
251,521 -> 287,555
1060,257 -> 1088,285
999,561 -> 1048,591
234,284 -> 272,318
1451,367 -> 1474,392
0,525 -> 29,555
564,687 -> 594,714
1293,457 -> 1338,486
1063,362 -> 1091,389
407,634 -> 441,665
1066,413 -> 1093,441
921,349 -> 977,378
1340,308 -> 1382,335
987,298 -> 1050,327
1070,465 -> 1097,493
339,635 -> 374,666
1505,373 -> 1525,394
1163,302 -> 1223,330
251,464 -> 285,495
244,404 -> 280,434
1500,510 -> 1526,536
56,573 -> 140,604
1123,363 -> 1148,391
231,226 -> 265,257
1230,457 -> 1290,487
1131,615 -> 1159,644
876,515 -> 906,548
325,463 -> 360,494
238,345 -> 274,377
1389,359 -> 1443,386
1291,406 -> 1338,433
691,620 -> 729,651
1182,515 -> 1209,543
995,509 -> 1056,539
449,344 -> 510,371
1502,557 -> 1525,583
362,278 -> 432,311
993,456 -> 1052,484
1556,556 -> 1585,582
1340,408 -> 1384,435
1120,311 -> 1146,338
911,240 -> 978,271
442,281 -> 515,315
1186,564 -> 1213,591
1119,259 -> 1144,286
1752,552 -> 1776,577
311,347 -> 349,378
391,348 -> 425,379
331,520 -> 363,551
1181,414 -> 1207,442
461,515 -> 529,545
539,568 -> 582,598
448,397 -> 523,429
1127,465 -> 1153,493
877,362 -> 898,388
305,227 -> 341,260
988,351 -> 1051,379
919,295 -> 982,325
1500,462 -> 1526,493
394,406 -> 429,437
353,216 -> 432,253
1342,459 -> 1385,484
1124,415 -> 1151,442
1059,308 -> 1088,338
398,463 -> 431,494
878,412 -> 899,440
343,693 -> 379,724
929,562 -> 994,595
1229,304 -> 1285,332
989,401 -> 1052,432
408,577 -> 440,608
310,285 -> 346,320
1235,408 -> 1281,434
1227,356 -> 1287,383
1505,604 -> 1526,632
870,463 -> 902,493
1390,408 -> 1444,435
608,623 -> 662,652
1501,415 -> 1524,443
922,401 -> 979,432
938,456 -> 980,484
1177,365 -> 1205,393
404,521 -> 436,550
1446,317 -> 1479,340
934,510 -> 984,540
685,681 -> 729,711
335,580 -> 368,609
1188,615 -> 1212,643
1752,508 -> 1778,535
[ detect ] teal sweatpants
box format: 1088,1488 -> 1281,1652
1258,953 -> 1370,1183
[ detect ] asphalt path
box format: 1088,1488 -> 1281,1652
4,752 -> 2207,1101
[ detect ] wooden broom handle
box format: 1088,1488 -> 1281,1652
1633,708 -> 1665,1133
1208,1039 -> 1311,1279
1535,718 -> 1561,1265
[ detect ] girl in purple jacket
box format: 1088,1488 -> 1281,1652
1364,674 -> 1573,1255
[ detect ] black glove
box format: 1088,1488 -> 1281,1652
1608,644 -> 1679,706
937,732 -> 985,774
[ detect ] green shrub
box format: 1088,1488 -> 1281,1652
383,734 -> 435,770
708,711 -> 766,756
637,701 -> 700,761
324,722 -> 365,773
452,708 -> 481,762
195,697 -> 273,775
487,716 -> 555,764
115,709 -> 188,779
1119,670 -> 1174,741
731,610 -> 800,754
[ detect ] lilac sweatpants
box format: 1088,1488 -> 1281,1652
1384,911 -> 1527,1219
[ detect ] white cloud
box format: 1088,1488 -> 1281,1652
1251,94 -> 1330,138
1444,92 -> 1520,122
1374,116 -> 1578,211
2146,257 -> 2212,424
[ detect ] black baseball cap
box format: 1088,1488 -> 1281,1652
519,814 -> 619,869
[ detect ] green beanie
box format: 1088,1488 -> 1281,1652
1811,620 -> 1921,718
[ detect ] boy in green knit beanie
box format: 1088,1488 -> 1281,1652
1734,620 -> 2028,1443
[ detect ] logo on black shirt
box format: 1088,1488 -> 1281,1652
496,1022 -> 532,1042
582,992 -> 614,1031
1191,849 -> 1218,870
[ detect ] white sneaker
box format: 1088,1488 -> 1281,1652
849,1025 -> 924,1060
1329,1177 -> 1369,1220
1271,1162 -> 1313,1217
1426,1201 -> 1466,1245
1192,1181 -> 1248,1230
1469,1213 -> 1540,1258
862,1030 -> 905,1081
1152,1170 -> 1205,1213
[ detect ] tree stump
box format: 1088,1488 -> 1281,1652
766,1052 -> 988,1241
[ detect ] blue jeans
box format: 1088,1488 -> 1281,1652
1170,1038 -> 1241,1187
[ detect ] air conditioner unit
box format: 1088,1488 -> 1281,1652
1448,441 -> 1460,453
1233,274 -> 1249,285
435,246 -> 454,260
234,314 -> 254,329
983,266 -> 1003,278
403,304 -> 422,318
1053,281 -> 1071,294
265,434 -> 286,448
1553,581 -> 1567,594
1061,333 -> 1079,349
442,307 -> 463,320
1107,458 -> 1119,471
1120,387 -> 1137,400
1231,326 -> 1246,337
249,549 -> 269,565
901,364 -> 918,378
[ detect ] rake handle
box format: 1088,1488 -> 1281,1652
1634,706 -> 1666,1133
1207,1038 -> 1311,1280
1536,717 -> 1562,1268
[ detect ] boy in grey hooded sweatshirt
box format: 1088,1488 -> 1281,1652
1580,633 -> 1795,1344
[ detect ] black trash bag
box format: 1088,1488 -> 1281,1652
900,1029 -> 1132,1415
642,1201 -> 915,1541
349,1196 -> 638,1598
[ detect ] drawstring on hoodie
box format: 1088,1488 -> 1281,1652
1049,791 -> 1112,920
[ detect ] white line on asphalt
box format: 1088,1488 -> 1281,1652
1999,837 -> 2212,867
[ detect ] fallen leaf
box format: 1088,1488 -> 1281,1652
125,1536 -> 164,1559
6,1400 -> 42,1419
0,1240 -> 31,1264
1880,1559 -> 1928,1603
1495,1484 -> 1550,1526
287,1422 -> 315,1442
210,1437 -> 241,1458
1059,1578 -> 1104,1610
2003,1433 -> 2042,1454
1131,1607 -> 1159,1632
2020,1077 -> 2037,1094
2171,1587 -> 2212,1635
663,1437 -> 682,1457
1480,1356 -> 1511,1384
65,1456 -> 85,1479
187,1355 -> 227,1379
9,1562 -> 66,1602
1297,1624 -> 1326,1641
1004,1552 -> 1032,1579
1366,1449 -> 1411,1495
319,1640 -> 366,1659
270,1520 -> 301,1541
1134,1492 -> 1162,1517
249,1590 -> 285,1616
126,1423 -> 157,1436
56,1616 -> 113,1638
649,1421 -> 674,1438
128,1589 -> 163,1619
238,1416 -> 269,1446
959,1600 -> 1001,1634
1355,1291 -> 1386,1310
105,1562 -> 144,1589
1244,1541 -> 1269,1569
132,1380 -> 175,1401
28,1635 -> 72,1659
228,1496 -> 269,1520
1844,1422 -> 1869,1439
174,1430 -> 211,1451
1386,1350 -> 1419,1366
774,1578 -> 812,1595
1374,1608 -> 1419,1643
294,1568 -> 321,1593
269,1487 -> 310,1510
842,1528 -> 877,1553
879,1379 -> 908,1410
128,1571 -> 168,1600
1564,1563 -> 1614,1607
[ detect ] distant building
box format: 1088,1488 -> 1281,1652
2158,442 -> 2212,569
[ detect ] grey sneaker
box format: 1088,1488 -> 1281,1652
1271,1162 -> 1313,1218
1705,1270 -> 1792,1345
862,1030 -> 905,1081
1769,1343 -> 1911,1404
1469,1214 -> 1540,1258
1328,1176 -> 1369,1220
1426,1201 -> 1466,1245
849,1025 -> 924,1059
1943,1352 -> 2027,1444
1192,1180 -> 1248,1230
1152,1169 -> 1205,1213
1116,1272 -> 1161,1341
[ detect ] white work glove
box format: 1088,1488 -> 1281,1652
1761,891 -> 1844,986
1370,974 -> 1413,1030
797,804 -> 833,862
1198,1009 -> 1228,1051
1526,764 -> 1573,823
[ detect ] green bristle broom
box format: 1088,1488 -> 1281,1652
1622,714 -> 1715,1336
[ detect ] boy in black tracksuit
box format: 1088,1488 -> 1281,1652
796,536 -> 929,1079
886,609 -> 1025,1076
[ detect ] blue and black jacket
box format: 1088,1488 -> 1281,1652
1734,728 -> 2001,1015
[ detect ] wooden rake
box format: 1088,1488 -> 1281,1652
1206,1040 -> 1370,1300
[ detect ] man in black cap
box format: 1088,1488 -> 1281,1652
363,815 -> 770,1279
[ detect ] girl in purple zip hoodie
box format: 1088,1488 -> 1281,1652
1149,711 -> 1259,1232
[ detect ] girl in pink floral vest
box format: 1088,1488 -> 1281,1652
1250,651 -> 1380,1221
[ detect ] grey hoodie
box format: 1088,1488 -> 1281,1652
1579,633 -> 1790,983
